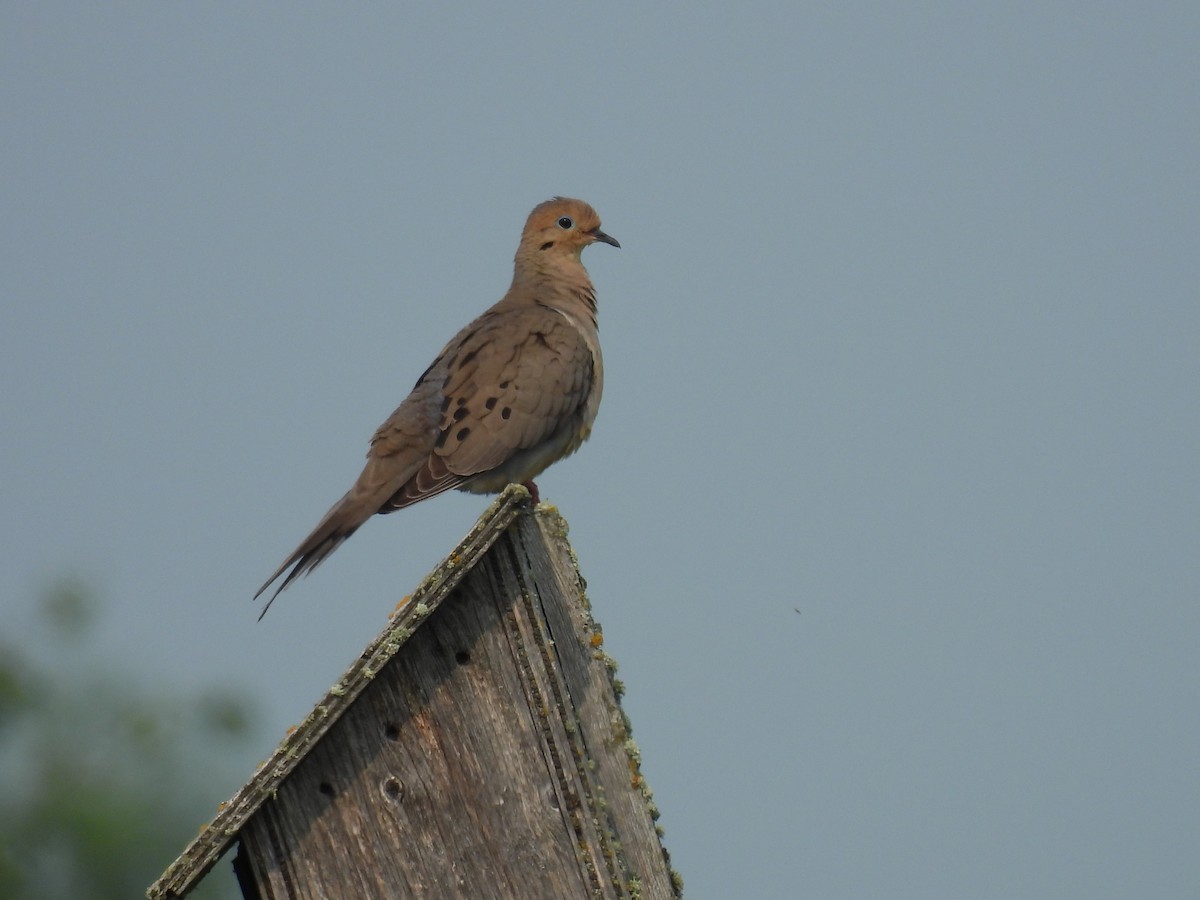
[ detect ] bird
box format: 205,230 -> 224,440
254,197 -> 618,617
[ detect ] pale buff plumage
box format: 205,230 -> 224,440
255,198 -> 618,615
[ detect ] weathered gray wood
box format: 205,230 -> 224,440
521,512 -> 679,897
148,487 -> 527,899
148,486 -> 679,899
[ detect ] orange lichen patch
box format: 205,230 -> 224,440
589,631 -> 604,648
390,595 -> 413,618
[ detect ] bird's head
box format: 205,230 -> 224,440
520,197 -> 620,260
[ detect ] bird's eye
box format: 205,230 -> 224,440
557,216 -> 574,230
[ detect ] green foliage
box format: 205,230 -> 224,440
0,581 -> 256,899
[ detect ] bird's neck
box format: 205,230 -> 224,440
509,254 -> 599,326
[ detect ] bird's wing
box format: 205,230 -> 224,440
377,305 -> 595,510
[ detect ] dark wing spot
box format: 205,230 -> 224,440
453,407 -> 469,421
484,397 -> 497,410
435,429 -> 449,449
440,396 -> 452,413
456,397 -> 467,407
458,349 -> 477,366
456,427 -> 471,441
501,407 -> 512,420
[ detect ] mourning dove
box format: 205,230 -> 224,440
255,197 -> 618,616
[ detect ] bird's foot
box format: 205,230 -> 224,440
522,480 -> 541,504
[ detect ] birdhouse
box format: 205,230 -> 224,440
148,486 -> 680,899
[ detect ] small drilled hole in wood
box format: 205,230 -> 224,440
381,777 -> 404,802
318,781 -> 335,798
455,650 -> 471,665
383,722 -> 401,741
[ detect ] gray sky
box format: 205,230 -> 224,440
3,4 -> 1197,897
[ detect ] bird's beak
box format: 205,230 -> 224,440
589,228 -> 620,248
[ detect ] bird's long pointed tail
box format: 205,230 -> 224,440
254,492 -> 376,619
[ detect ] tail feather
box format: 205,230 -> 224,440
254,492 -> 375,619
